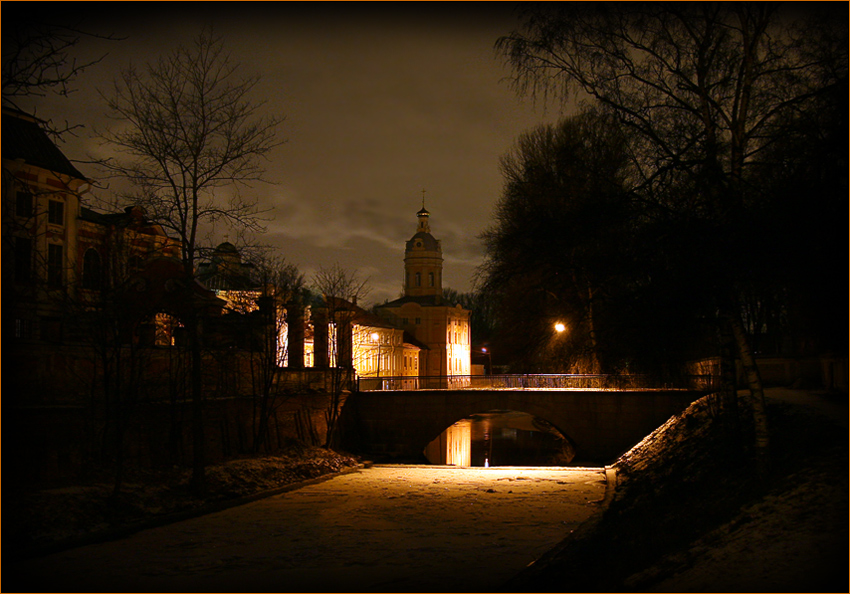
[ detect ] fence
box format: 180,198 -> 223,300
357,373 -> 718,392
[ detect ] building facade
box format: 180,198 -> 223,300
377,203 -> 471,379
3,108 -> 187,347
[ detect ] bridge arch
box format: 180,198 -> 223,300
423,408 -> 577,466
341,388 -> 703,464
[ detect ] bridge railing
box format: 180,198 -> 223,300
357,373 -> 718,391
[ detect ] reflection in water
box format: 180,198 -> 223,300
424,411 -> 575,466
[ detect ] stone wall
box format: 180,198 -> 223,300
341,388 -> 702,465
8,392 -> 341,484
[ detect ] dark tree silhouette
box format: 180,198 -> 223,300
478,110 -> 636,374
498,2 -> 847,475
311,264 -> 370,449
441,287 -> 496,349
97,28 -> 283,494
2,5 -> 119,136
246,253 -> 305,453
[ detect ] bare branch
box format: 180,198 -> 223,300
95,28 -> 283,266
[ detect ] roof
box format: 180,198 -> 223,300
214,242 -> 239,254
2,108 -> 87,180
196,242 -> 259,291
196,261 -> 258,292
378,294 -> 444,308
81,205 -> 166,230
402,330 -> 429,350
325,296 -> 396,329
405,231 -> 441,252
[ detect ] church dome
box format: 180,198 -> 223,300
215,241 -> 238,254
406,231 -> 440,252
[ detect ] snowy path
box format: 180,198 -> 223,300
19,465 -> 607,592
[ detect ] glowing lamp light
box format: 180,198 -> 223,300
371,332 -> 380,342
554,322 -> 566,333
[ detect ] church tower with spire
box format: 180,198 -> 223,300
403,196 -> 443,298
377,193 -> 471,380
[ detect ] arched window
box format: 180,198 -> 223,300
82,248 -> 101,290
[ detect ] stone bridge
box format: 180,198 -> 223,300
339,387 -> 708,464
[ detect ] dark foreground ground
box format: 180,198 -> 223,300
507,388 -> 848,592
5,442 -> 362,560
5,389 -> 848,593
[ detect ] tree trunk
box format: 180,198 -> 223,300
718,316 -> 740,430
586,282 -> 602,374
729,313 -> 770,477
189,314 -> 206,497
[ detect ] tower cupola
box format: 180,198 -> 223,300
416,205 -> 431,233
404,194 -> 443,298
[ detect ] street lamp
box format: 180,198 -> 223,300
370,332 -> 381,379
554,322 -> 566,333
480,346 -> 493,375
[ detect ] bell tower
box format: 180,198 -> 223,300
403,193 -> 443,298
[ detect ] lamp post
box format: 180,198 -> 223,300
480,347 -> 493,375
370,332 -> 381,380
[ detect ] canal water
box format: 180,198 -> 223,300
424,410 -> 575,467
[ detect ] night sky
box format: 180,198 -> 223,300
8,2 -> 568,304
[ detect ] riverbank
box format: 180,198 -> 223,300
10,465 -> 609,592
6,441 -> 361,559
7,389 -> 846,592
507,388 -> 848,592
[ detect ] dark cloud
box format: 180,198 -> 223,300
8,2 -> 566,305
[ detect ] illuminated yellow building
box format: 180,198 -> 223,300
302,299 -> 425,382
196,242 -> 261,313
351,313 -> 424,380
377,203 -> 471,378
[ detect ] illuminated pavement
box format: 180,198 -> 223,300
19,466 -> 608,592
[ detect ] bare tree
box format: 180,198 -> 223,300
311,264 -> 370,449
97,28 -> 283,494
247,252 -> 305,453
2,7 -> 119,135
498,3 -> 847,475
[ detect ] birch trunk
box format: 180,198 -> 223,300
729,314 -> 770,477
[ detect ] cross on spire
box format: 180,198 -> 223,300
416,188 -> 431,232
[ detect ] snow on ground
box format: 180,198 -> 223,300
5,443 -> 361,557
509,388 -> 848,592
12,466 -> 608,592
631,389 -> 848,593
7,387 -> 847,593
